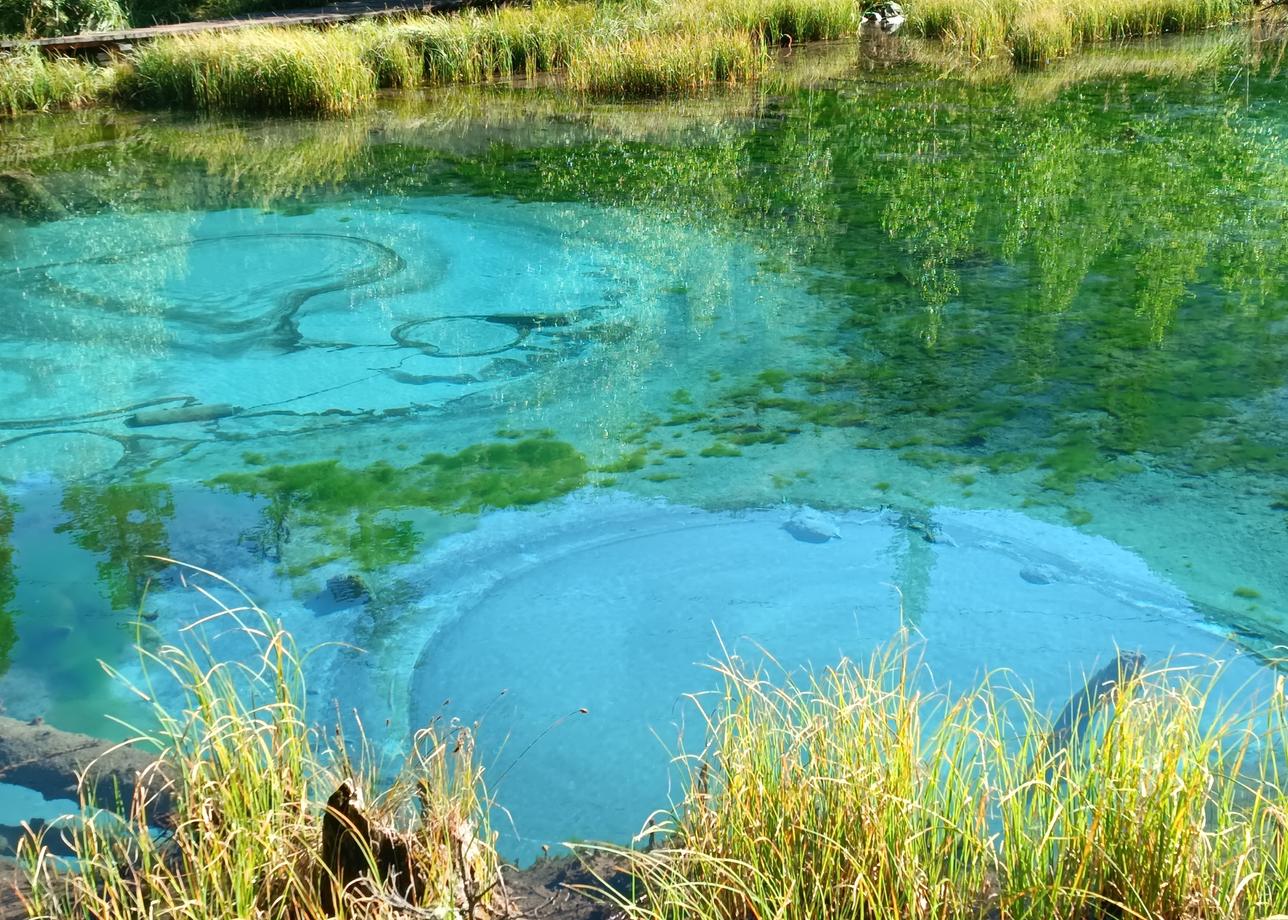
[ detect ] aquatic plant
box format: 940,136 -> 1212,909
213,438 -> 588,572
347,19 -> 424,89
662,0 -> 858,43
596,637 -> 1288,920
20,565 -> 501,920
0,48 -> 117,115
124,27 -> 377,115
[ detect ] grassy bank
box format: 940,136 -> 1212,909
21,566 -> 502,920
19,590 -> 1288,919
1,0 -> 1262,117
599,641 -> 1288,920
0,48 -> 115,116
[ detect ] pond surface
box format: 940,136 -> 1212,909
1,28 -> 1286,860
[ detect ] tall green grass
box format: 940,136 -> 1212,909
907,0 -> 1248,63
124,27 -> 376,115
664,0 -> 859,43
567,30 -> 768,97
595,638 -> 1288,920
348,20 -> 424,88
396,2 -> 596,83
0,48 -> 116,115
21,563 -> 501,920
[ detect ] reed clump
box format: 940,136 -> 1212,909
20,564 -> 501,920
348,20 -> 424,89
124,27 -> 376,115
666,0 -> 860,43
597,638 -> 1288,920
1009,3 -> 1076,65
0,48 -> 117,115
566,30 -> 768,97
394,2 -> 595,83
907,0 -> 1248,63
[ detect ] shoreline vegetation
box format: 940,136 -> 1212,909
0,0 -> 1277,117
14,572 -> 1288,920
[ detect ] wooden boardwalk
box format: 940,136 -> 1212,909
0,0 -> 476,55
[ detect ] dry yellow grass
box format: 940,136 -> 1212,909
596,638 -> 1288,920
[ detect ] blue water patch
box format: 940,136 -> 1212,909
125,491 -> 1274,864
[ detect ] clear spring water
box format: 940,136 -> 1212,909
0,29 -> 1286,860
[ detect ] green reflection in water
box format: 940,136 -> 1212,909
55,482 -> 174,610
0,492 -> 17,675
429,40 -> 1288,499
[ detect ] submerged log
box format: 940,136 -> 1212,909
0,715 -> 173,819
1047,650 -> 1146,752
0,171 -> 67,221
125,403 -> 240,428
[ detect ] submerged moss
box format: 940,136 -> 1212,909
757,369 -> 791,392
643,471 -> 681,482
212,438 -> 588,573
598,449 -> 649,474
350,515 -> 419,570
1066,508 -> 1094,526
700,442 -> 743,458
1038,434 -> 1145,494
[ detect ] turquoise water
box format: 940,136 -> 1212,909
1,30 -> 1286,859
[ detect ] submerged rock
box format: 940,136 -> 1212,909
307,574 -> 371,616
328,574 -> 370,604
900,510 -> 957,546
1020,564 -> 1061,585
783,506 -> 841,543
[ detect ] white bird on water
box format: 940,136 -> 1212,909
861,0 -> 906,34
